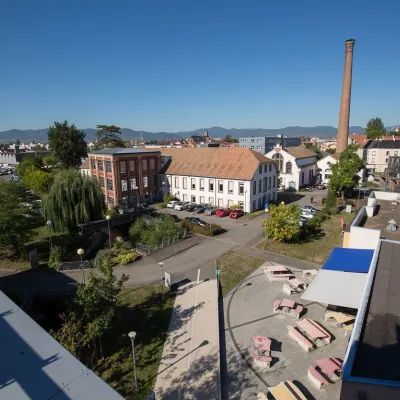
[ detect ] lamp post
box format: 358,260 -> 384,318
77,248 -> 85,284
46,220 -> 52,248
159,262 -> 164,299
105,215 -> 112,249
128,331 -> 138,391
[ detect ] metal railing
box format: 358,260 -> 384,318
56,260 -> 93,271
135,228 -> 187,255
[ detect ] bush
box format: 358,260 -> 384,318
112,251 -> 139,266
191,224 -> 224,236
179,219 -> 192,231
93,248 -> 112,268
106,205 -> 120,217
345,200 -> 354,206
229,203 -> 242,209
159,193 -> 179,208
48,245 -> 64,269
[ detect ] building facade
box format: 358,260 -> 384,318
88,148 -> 162,207
359,140 -> 400,175
317,154 -> 340,184
239,135 -> 302,154
160,147 -> 277,212
265,145 -> 317,191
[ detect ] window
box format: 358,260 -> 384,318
250,145 -> 255,150
286,161 -> 292,174
386,158 -> 388,163
252,200 -> 256,211
149,158 -> 156,170
259,165 -> 262,174
395,151 -> 398,156
209,179 -> 214,191
228,200 -> 234,207
325,174 -> 331,180
228,181 -> 234,194
107,178 -> 113,190
175,177 -> 179,189
272,153 -> 283,172
129,160 -> 136,172
372,151 -> 376,156
130,177 -> 137,189
258,179 -> 261,193
200,196 -> 205,204
257,139 -> 262,143
108,197 -> 114,205
143,176 -> 148,188
309,169 -> 312,180
92,174 -> 97,180
191,195 -> 196,203
372,158 -> 375,163
218,198 -> 223,207
120,161 -> 126,174
264,164 -> 267,173
263,177 -> 267,191
273,176 -> 276,187
386,151 -> 390,156
239,182 -> 244,195
98,160 -> 103,171
257,146 -> 262,151
209,197 -> 214,205
251,139 -> 254,143
151,175 -> 157,186
238,201 -> 244,209
268,176 -> 271,189
301,172 -> 305,184
253,181 -> 256,195
200,179 -> 205,191
191,178 -> 196,190
218,180 -> 223,192
121,179 -> 128,192
183,177 -> 187,189
91,159 -> 96,169
106,160 -> 112,173
142,159 -> 148,171
269,164 -> 272,172
183,194 -> 188,201
100,176 -> 105,188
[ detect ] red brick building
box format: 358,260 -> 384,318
88,148 -> 162,207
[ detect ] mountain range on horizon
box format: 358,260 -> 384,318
0,125 -> 399,143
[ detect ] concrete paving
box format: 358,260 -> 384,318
223,265 -> 348,400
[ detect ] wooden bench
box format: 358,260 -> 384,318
252,353 -> 272,368
308,366 -> 330,389
288,326 -> 314,352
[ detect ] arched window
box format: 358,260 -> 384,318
272,153 -> 283,173
286,161 -> 292,174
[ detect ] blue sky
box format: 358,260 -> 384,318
1,0 -> 399,132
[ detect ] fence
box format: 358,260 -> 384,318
135,228 -> 187,255
56,260 -> 93,271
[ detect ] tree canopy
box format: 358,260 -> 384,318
305,144 -> 324,160
48,121 -> 88,168
365,117 -> 386,139
95,125 -> 125,148
23,168 -> 54,197
16,156 -> 43,178
43,169 -> 106,232
222,134 -> 239,143
262,204 -> 302,242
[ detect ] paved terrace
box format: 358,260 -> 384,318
223,264 -> 349,400
364,199 -> 400,241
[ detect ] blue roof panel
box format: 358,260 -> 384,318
322,247 -> 374,273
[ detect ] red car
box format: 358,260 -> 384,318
215,208 -> 231,217
230,209 -> 244,219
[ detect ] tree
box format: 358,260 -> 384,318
43,169 -> 106,232
0,182 -> 40,255
48,121 -> 88,168
23,168 -> 54,197
326,148 -> 336,154
327,144 -> 365,201
365,117 -> 386,139
222,134 -> 239,143
16,156 -> 43,179
95,125 -> 125,148
306,144 -> 324,160
262,204 -> 302,242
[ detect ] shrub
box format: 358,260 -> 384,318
191,224 -> 223,236
345,200 -> 354,206
179,220 -> 192,231
93,248 -> 112,268
160,193 -> 179,208
112,251 -> 139,266
106,205 -> 120,217
229,203 -> 242,209
48,245 -> 64,269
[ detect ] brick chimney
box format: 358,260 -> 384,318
336,39 -> 356,154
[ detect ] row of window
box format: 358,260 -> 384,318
92,175 -> 157,192
90,158 -> 156,173
252,176 -> 276,194
173,177 -> 246,194
370,150 -> 399,156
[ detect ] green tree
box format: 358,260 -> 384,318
365,117 -> 386,139
16,157 -> 43,179
222,134 -> 239,143
43,169 -> 106,232
328,144 -> 365,196
262,204 -> 302,242
326,148 -> 336,154
305,144 -> 324,160
95,125 -> 125,148
23,168 -> 54,197
0,182 -> 40,255
42,153 -> 58,168
48,121 -> 88,168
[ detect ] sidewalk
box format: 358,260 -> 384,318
154,276 -> 220,399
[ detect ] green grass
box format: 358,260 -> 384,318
217,251 -> 265,296
98,285 -> 175,399
245,209 -> 266,220
256,213 -> 354,264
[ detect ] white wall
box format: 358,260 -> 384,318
317,155 -> 337,184
348,226 -> 381,250
373,191 -> 400,201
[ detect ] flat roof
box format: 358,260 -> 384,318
0,291 -> 123,399
351,240 -> 400,381
322,247 -> 374,273
89,147 -> 160,155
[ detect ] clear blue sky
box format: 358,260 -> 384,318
1,0 -> 399,132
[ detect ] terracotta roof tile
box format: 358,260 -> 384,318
80,159 -> 90,169
283,147 -> 317,159
159,147 -> 274,180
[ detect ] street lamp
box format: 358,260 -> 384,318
159,262 -> 164,299
128,331 -> 138,391
105,215 -> 112,249
77,248 -> 85,284
46,220 -> 52,248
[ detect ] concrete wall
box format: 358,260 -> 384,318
366,191 -> 377,217
341,380 -> 400,400
349,226 -> 381,250
351,206 -> 366,227
373,191 -> 400,201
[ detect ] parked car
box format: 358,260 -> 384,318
194,205 -> 205,214
185,203 -> 197,212
174,201 -> 189,211
301,205 -> 318,214
166,200 -> 180,208
230,209 -> 244,219
185,216 -> 207,226
316,183 -> 327,190
216,208 -> 231,218
204,207 -> 216,216
301,211 -> 315,220
169,214 -> 180,222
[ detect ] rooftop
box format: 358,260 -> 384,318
283,146 -> 317,159
363,140 -> 400,150
89,147 -> 160,155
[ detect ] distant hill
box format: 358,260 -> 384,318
3,124 -> 400,144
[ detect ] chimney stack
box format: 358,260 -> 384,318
336,39 -> 356,153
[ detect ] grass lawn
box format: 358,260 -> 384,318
99,285 -> 175,399
245,209 -> 266,220
217,251 -> 265,296
256,213 -> 354,264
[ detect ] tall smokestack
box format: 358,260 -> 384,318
336,39 -> 355,153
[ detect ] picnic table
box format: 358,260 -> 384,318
283,278 -> 308,295
252,336 -> 271,352
252,336 -> 272,368
296,318 -> 332,344
274,298 -> 303,319
325,311 -> 355,335
315,357 -> 342,380
267,381 -> 307,400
